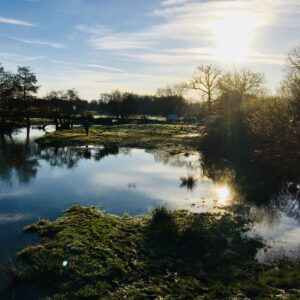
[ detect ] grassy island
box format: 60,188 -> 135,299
11,206 -> 300,299
36,124 -> 202,155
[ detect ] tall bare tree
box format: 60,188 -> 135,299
288,44 -> 300,72
217,69 -> 265,100
190,65 -> 221,113
281,44 -> 300,120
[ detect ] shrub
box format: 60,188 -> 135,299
149,207 -> 179,243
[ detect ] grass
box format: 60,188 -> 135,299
36,124 -> 202,155
10,205 -> 300,299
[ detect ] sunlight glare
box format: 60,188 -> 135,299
216,186 -> 231,206
210,12 -> 261,62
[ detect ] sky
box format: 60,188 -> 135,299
0,0 -> 299,100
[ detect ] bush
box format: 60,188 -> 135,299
149,207 -> 179,242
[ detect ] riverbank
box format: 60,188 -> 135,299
10,205 -> 300,299
36,124 -> 202,155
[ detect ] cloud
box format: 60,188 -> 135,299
81,0 -> 300,60
88,35 -> 154,50
51,60 -> 125,72
7,36 -> 66,49
161,0 -> 191,6
0,52 -> 45,62
0,16 -> 35,27
76,24 -> 154,51
75,24 -> 111,35
121,47 -> 286,66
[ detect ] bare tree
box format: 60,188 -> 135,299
281,45 -> 300,119
156,85 -> 174,98
190,65 -> 221,112
156,82 -> 187,98
280,71 -> 300,99
288,44 -> 300,72
156,83 -> 187,117
217,69 -> 265,99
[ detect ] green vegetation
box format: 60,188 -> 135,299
12,205 -> 300,299
36,124 -> 202,155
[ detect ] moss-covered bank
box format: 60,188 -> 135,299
36,124 -> 202,155
13,206 -> 300,299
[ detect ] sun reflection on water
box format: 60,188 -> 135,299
216,186 -> 231,206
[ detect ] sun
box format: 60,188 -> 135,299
210,11 -> 261,62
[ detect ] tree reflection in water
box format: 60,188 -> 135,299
0,131 -> 39,184
180,175 -> 197,191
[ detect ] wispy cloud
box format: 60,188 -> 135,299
0,16 -> 35,27
88,35 -> 154,50
51,59 -> 125,72
75,24 -> 111,35
121,47 -> 286,66
76,24 -> 155,51
0,51 -> 45,62
7,36 -> 66,49
161,0 -> 191,6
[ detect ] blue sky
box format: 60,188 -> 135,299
0,0 -> 299,99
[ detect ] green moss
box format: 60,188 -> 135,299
12,205 -> 300,299
36,124 -> 202,155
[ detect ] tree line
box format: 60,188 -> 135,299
0,43 -> 299,130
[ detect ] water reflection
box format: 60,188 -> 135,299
200,140 -> 300,264
180,175 -> 197,191
216,186 -> 231,206
247,188 -> 300,263
0,132 -> 39,184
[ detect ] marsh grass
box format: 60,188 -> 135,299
149,207 -> 179,243
2,258 -> 30,284
36,124 -> 202,155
